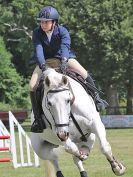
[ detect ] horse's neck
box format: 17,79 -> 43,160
68,76 -> 96,115
68,76 -> 90,100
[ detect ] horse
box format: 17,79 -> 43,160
31,68 -> 126,177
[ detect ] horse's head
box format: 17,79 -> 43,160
43,69 -> 74,141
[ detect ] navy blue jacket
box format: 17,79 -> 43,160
32,24 -> 76,65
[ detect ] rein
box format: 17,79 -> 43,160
70,113 -> 88,142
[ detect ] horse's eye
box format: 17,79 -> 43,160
67,100 -> 70,104
48,101 -> 52,106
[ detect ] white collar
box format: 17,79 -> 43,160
46,31 -> 53,42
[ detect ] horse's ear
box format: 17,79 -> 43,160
62,76 -> 68,85
45,76 -> 50,87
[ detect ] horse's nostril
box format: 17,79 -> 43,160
66,132 -> 69,137
57,130 -> 69,141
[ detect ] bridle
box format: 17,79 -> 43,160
45,87 -> 73,128
45,84 -> 88,142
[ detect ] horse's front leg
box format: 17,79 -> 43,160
63,138 -> 89,177
72,133 -> 95,177
93,117 -> 126,176
63,137 -> 88,161
73,155 -> 88,177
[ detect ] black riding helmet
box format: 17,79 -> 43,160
37,6 -> 59,22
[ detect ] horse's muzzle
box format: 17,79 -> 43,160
57,130 -> 69,141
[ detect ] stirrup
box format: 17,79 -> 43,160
93,93 -> 108,112
95,98 -> 108,112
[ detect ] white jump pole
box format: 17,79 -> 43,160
9,111 -> 40,168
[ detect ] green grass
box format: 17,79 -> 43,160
0,129 -> 133,177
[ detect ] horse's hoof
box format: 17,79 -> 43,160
112,162 -> 126,176
56,171 -> 64,177
80,171 -> 88,177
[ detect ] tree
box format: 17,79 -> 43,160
0,0 -> 132,114
0,0 -> 63,77
0,36 -> 30,109
0,0 -> 38,77
121,10 -> 133,114
62,0 -> 133,114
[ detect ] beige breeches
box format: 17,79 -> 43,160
29,58 -> 88,91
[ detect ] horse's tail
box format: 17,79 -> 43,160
43,160 -> 56,177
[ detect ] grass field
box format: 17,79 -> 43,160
0,129 -> 133,177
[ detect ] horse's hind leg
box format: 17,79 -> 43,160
93,118 -> 126,176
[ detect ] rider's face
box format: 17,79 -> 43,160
40,20 -> 55,32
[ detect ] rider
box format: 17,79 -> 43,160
30,6 -> 108,133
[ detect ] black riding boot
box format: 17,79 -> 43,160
85,75 -> 108,112
30,91 -> 46,133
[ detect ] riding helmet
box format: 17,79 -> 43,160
37,6 -> 59,21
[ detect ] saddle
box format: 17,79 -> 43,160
65,68 -> 95,98
37,67 -> 99,103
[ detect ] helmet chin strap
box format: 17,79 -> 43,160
41,20 -> 57,32
50,20 -> 58,31
48,20 -> 56,32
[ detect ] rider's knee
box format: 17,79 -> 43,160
68,58 -> 88,79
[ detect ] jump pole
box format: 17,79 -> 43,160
0,135 -> 11,163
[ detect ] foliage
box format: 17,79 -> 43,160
0,0 -> 132,111
63,1 -> 132,83
0,36 -> 30,109
61,0 -> 133,112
